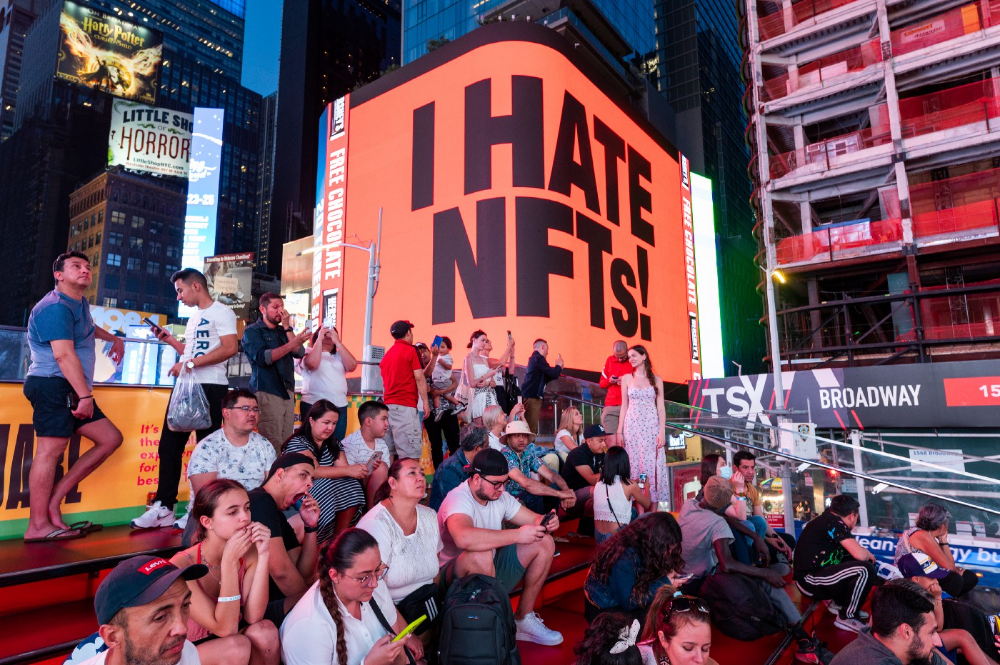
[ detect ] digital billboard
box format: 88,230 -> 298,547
56,1 -> 163,105
314,23 -> 704,382
181,108 -> 224,318
204,252 -> 253,319
691,173 -> 723,379
108,100 -> 193,177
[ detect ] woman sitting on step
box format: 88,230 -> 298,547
170,479 -> 280,665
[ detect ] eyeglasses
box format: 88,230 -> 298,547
229,406 -> 261,414
480,476 -> 507,490
347,563 -> 389,586
661,595 -> 710,619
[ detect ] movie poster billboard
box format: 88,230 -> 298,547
108,101 -> 193,177
56,1 -> 163,104
204,253 -> 253,319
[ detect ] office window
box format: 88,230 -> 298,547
129,236 -> 143,249
148,240 -> 162,255
166,245 -> 180,259
127,257 -> 141,271
106,253 -> 122,267
147,261 -> 161,275
111,211 -> 126,224
131,216 -> 145,229
103,297 -> 117,307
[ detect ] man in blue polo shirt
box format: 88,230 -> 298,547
23,251 -> 125,542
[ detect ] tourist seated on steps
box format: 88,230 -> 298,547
65,554 -> 250,665
574,612 -> 643,665
592,446 -> 652,545
910,575 -> 1000,665
584,512 -> 684,625
169,479 -> 279,665
638,585 -> 719,665
895,502 -> 979,599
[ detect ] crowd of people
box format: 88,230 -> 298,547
22,251 -> 1000,665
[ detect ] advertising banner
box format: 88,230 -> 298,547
315,24 -> 700,381
181,108 -> 225,283
688,359 -> 1000,429
313,95 -> 350,330
0,384 -> 181,539
108,101 -> 192,177
56,1 -> 162,104
204,252 -> 254,319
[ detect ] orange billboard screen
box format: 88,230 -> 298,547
314,24 -> 699,382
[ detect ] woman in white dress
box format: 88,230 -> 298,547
617,345 -> 668,503
463,330 -> 512,426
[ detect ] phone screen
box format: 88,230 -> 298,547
432,335 -> 443,348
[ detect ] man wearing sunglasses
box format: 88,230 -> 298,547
437,448 -> 565,646
183,390 -> 277,515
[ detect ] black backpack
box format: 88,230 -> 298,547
438,574 -> 521,665
699,572 -> 788,641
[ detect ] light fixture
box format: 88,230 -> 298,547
772,269 -> 787,284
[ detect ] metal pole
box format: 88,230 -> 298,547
782,460 -> 795,533
851,429 -> 870,529
765,268 -> 785,411
362,241 -> 375,354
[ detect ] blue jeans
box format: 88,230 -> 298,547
730,515 -> 769,565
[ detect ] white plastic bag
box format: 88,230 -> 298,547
167,370 -> 212,432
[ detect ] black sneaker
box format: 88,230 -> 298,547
795,637 -> 834,664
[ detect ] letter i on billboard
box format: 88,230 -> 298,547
180,107 -> 224,317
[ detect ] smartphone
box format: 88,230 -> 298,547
66,393 -> 80,410
432,335 -> 443,348
638,473 -> 648,488
507,330 -> 513,342
392,615 -> 427,642
517,396 -> 522,405
142,317 -> 162,334
540,510 -> 557,530
366,451 -> 383,474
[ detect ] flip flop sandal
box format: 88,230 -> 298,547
68,521 -> 104,533
24,527 -> 86,543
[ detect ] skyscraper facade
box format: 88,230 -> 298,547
656,0 -> 765,373
268,0 -> 401,277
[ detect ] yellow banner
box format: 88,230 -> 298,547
0,383 -> 192,539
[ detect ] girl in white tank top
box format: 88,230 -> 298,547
595,446 -> 652,544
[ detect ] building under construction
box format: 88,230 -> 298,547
743,0 -> 1000,370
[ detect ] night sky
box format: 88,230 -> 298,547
241,0 -> 282,96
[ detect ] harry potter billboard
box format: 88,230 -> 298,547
56,1 -> 163,105
313,23 -> 711,382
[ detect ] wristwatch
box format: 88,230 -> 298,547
185,360 -> 195,370
304,525 -> 318,534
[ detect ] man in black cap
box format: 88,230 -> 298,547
378,319 -> 430,460
248,452 -> 320,624
561,423 -> 608,492
68,554 -> 224,665
436,448 -> 565,646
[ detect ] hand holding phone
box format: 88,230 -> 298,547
540,510 -> 557,531
366,451 -> 383,474
638,473 -> 648,489
432,335 -> 443,348
143,317 -> 164,336
392,615 -> 427,642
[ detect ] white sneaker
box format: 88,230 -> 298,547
826,601 -> 868,620
174,509 -> 189,530
834,616 -> 868,633
131,501 -> 175,529
515,612 -> 563,646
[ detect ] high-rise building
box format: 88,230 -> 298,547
0,0 -> 263,324
0,0 -> 46,140
268,0 -> 401,277
744,0 -> 1000,370
656,0 -> 766,373
255,90 -> 277,272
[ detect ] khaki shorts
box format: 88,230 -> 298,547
384,404 -> 423,459
602,405 -> 621,434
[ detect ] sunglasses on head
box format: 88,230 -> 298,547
661,594 -> 710,619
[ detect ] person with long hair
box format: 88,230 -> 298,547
280,529 -> 425,665
463,330 -> 512,425
584,512 -> 685,622
638,586 -> 717,665
594,446 -> 652,544
169,479 -> 279,665
298,327 -> 358,443
617,345 -> 668,502
555,406 -> 584,456
575,612 -> 643,665
895,503 -> 979,599
283,400 -> 368,543
358,459 -> 443,633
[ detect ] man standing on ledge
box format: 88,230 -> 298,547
23,251 -> 124,542
132,268 -> 238,530
598,341 -> 630,448
521,339 -> 563,434
379,320 -> 430,460
242,293 -> 311,452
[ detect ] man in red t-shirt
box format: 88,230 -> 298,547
598,340 -> 631,447
379,320 -> 430,459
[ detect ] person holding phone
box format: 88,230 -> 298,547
134,268 -> 239,531
592,446 -> 652,544
281,529 -> 424,665
341,401 -> 392,508
598,341 -> 631,448
462,330 -> 512,426
23,252 -> 125,542
297,326 -> 358,444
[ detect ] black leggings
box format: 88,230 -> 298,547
940,568 -> 980,598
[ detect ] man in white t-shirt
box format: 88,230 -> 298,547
133,268 -> 238,531
437,448 -> 563,646
67,554 -> 217,665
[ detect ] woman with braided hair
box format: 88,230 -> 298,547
280,528 -> 426,665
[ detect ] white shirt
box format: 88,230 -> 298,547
342,429 -> 391,466
488,432 -> 503,451
69,640 -> 200,665
438,481 -> 522,566
431,353 -> 453,388
281,579 -> 397,665
357,503 -> 444,601
182,301 -> 237,385
554,428 -> 579,455
297,351 -> 349,406
187,428 -> 276,491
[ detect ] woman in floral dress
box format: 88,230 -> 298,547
617,345 -> 668,503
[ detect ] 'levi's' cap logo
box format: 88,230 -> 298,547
138,558 -> 170,575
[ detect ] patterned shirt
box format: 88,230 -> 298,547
501,443 -> 546,499
187,427 -> 276,491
